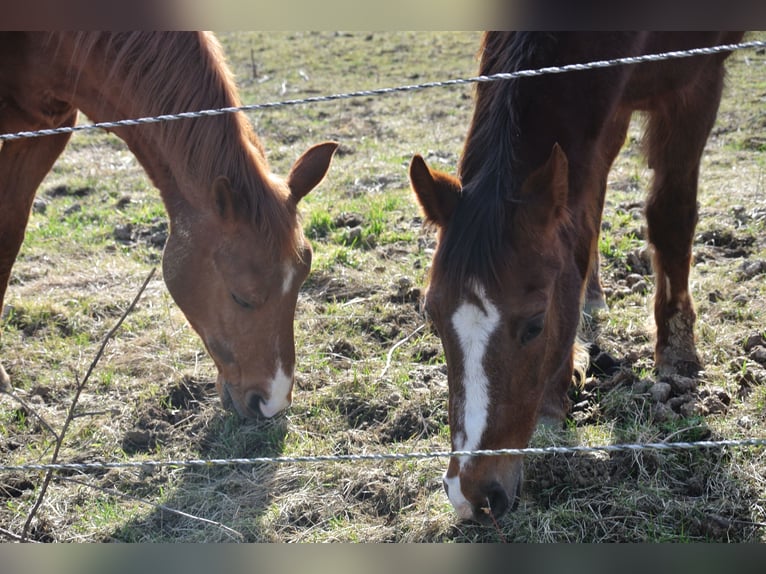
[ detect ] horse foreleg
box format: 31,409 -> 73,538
583,250 -> 608,316
0,114 -> 75,387
582,111 -> 633,319
645,70 -> 725,377
646,186 -> 702,377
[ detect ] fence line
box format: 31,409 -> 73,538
1,438 -> 765,474
2,35 -> 766,491
1,39 -> 765,143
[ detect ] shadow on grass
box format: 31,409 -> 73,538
104,364 -> 765,542
107,384 -> 290,542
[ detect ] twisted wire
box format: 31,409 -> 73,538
1,438 -> 764,474
1,39 -> 763,143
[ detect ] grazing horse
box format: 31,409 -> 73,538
0,32 -> 337,419
409,32 -> 744,522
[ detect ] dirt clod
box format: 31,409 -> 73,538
649,382 -> 672,403
122,430 -> 155,453
664,374 -> 699,395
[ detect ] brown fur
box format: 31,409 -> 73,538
410,31 -> 744,522
0,32 -> 337,417
59,32 -> 298,256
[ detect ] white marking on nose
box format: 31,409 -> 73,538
282,263 -> 296,295
259,359 -> 292,418
451,284 -> 500,456
445,283 -> 500,514
443,471 -> 474,520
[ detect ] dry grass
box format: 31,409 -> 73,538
1,32 -> 765,542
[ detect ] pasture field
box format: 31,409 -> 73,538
1,31 -> 765,542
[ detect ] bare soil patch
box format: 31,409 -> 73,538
1,32 -> 765,542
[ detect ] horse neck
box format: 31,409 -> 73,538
458,32 -> 639,196
52,32 -> 270,217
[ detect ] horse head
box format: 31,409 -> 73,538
163,141 -> 338,419
409,144 -> 582,522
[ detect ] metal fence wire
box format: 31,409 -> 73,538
1,36 -> 765,475
1,38 -> 765,143
1,438 -> 766,474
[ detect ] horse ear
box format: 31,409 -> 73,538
212,175 -> 238,221
287,141 -> 339,203
519,143 -> 569,229
408,155 -> 461,228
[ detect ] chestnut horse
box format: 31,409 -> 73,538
409,32 -> 744,522
0,32 -> 337,418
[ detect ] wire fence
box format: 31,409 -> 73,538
1,438 -> 766,474
2,38 -> 765,143
2,36 -> 765,488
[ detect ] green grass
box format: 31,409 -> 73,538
1,31 -> 765,543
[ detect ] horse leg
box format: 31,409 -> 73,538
644,70 -> 725,377
583,251 -> 608,316
0,113 -> 75,388
582,111 -> 633,318
539,112 -> 633,426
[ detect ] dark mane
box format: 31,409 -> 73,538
61,32 -> 300,256
459,32 -> 558,186
433,31 -> 736,297
434,33 -> 560,294
412,31 -> 744,522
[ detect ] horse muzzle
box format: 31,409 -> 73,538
443,459 -> 523,523
218,379 -> 289,419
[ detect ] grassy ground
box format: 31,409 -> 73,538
1,32 -> 765,542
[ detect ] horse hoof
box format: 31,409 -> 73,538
657,359 -> 702,378
582,296 -> 609,318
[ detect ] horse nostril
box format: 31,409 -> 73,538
245,391 -> 265,417
483,482 -> 510,520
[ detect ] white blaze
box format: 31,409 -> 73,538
258,263 -> 298,418
259,359 -> 292,418
444,283 -> 500,515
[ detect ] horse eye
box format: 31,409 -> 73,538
520,314 -> 545,345
231,292 -> 253,309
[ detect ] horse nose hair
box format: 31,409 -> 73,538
245,391 -> 265,418
482,481 -> 510,521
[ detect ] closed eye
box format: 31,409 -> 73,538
519,313 -> 545,346
231,292 -> 253,309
